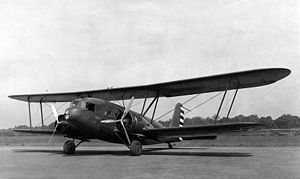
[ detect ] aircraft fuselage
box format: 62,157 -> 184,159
60,98 -> 165,145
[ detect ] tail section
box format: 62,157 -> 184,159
169,103 -> 185,128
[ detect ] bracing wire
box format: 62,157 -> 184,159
36,102 -> 69,126
132,101 -> 144,107
155,92 -> 223,121
34,105 -> 40,115
241,83 -> 279,114
154,93 -> 201,121
185,92 -> 223,115
182,94 -> 202,105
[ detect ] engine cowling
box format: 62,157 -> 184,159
58,114 -> 66,122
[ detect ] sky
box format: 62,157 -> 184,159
0,0 -> 299,128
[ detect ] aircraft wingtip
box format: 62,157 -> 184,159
280,68 -> 291,79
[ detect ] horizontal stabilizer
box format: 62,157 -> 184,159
143,122 -> 263,138
182,136 -> 217,140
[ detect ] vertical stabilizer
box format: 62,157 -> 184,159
169,103 -> 185,128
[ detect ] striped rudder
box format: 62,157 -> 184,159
179,106 -> 185,127
169,103 -> 185,128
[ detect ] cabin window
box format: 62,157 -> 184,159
104,110 -> 111,116
86,102 -> 96,112
104,107 -> 121,119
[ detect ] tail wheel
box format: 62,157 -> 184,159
63,140 -> 76,154
130,140 -> 142,156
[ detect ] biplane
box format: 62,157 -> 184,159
9,68 -> 290,156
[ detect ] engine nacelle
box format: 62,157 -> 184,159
55,121 -> 69,132
58,114 -> 66,122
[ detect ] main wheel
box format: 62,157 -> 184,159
130,140 -> 142,156
63,140 -> 76,154
168,143 -> 173,149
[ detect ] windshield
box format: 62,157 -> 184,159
70,100 -> 80,108
70,100 -> 96,112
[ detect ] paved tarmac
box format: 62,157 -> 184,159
0,146 -> 299,179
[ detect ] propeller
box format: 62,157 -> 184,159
51,104 -> 58,120
101,96 -> 134,145
48,104 -> 60,144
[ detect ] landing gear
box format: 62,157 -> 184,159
63,138 -> 88,154
130,140 -> 142,156
168,143 -> 173,149
63,140 -> 75,154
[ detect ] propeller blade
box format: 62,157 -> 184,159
101,119 -> 121,123
100,97 -> 135,146
101,119 -> 131,146
122,96 -> 134,119
48,124 -> 58,144
49,104 -> 59,144
51,104 -> 58,120
120,119 -> 131,145
119,97 -> 134,145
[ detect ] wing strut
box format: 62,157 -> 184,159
27,96 -> 32,129
140,89 -> 149,115
214,78 -> 240,124
226,85 -> 239,118
150,95 -> 159,124
39,97 -> 45,128
214,79 -> 231,124
140,92 -> 160,124
142,95 -> 159,117
122,94 -> 125,108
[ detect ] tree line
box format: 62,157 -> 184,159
14,113 -> 300,129
159,114 -> 300,129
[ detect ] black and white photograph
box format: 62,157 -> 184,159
0,0 -> 299,178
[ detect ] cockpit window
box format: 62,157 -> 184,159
70,101 -> 79,108
86,102 -> 96,112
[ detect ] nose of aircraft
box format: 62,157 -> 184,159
64,108 -> 82,122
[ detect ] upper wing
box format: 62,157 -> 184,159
143,122 -> 263,138
9,68 -> 290,102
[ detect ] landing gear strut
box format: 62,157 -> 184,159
63,139 -> 87,154
130,140 -> 142,156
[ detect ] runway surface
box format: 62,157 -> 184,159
0,146 -> 299,179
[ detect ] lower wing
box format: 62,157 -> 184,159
12,129 -> 63,135
143,122 -> 263,139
